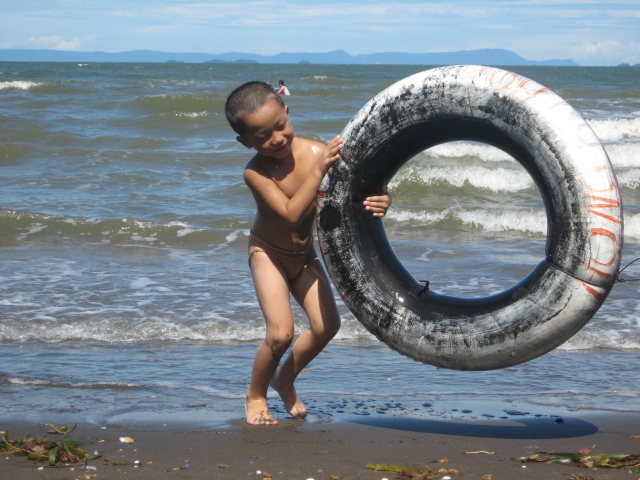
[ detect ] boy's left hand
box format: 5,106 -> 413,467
363,184 -> 392,218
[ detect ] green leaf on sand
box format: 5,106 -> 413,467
513,451 -> 640,471
367,463 -> 429,473
1,425 -> 98,467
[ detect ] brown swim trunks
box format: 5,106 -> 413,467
248,231 -> 317,280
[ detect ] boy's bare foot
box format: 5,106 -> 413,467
270,372 -> 308,419
245,396 -> 278,425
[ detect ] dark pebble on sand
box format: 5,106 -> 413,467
504,410 -> 530,416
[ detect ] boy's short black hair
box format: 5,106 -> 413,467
225,81 -> 285,135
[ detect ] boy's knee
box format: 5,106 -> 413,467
266,331 -> 294,359
316,317 -> 340,341
326,319 -> 341,339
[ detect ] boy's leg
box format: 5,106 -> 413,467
247,251 -> 296,425
271,255 -> 341,418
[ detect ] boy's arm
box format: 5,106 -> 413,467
363,184 -> 392,218
244,136 -> 343,224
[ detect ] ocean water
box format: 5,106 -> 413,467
1,62 -> 639,429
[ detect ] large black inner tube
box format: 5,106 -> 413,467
317,66 -> 623,371
322,118 -> 546,314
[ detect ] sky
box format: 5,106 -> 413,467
1,1 -> 639,66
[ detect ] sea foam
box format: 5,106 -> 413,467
391,164 -> 534,192
0,80 -> 43,91
589,117 -> 640,142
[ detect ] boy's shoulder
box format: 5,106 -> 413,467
242,154 -> 256,177
294,137 -> 327,158
244,153 -> 260,170
243,137 -> 325,171
295,137 -> 323,148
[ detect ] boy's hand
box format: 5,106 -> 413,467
364,184 -> 392,218
320,135 -> 343,173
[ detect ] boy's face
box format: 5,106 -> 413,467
236,98 -> 294,160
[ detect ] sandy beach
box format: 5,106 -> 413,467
3,412 -> 640,480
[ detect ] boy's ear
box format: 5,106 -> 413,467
236,135 -> 253,149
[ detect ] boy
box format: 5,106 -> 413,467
225,81 -> 390,425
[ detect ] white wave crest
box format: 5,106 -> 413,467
589,117 -> 640,142
390,206 -> 640,239
387,206 -> 547,235
560,324 -> 640,351
417,131 -> 639,170
392,165 -> 534,192
604,143 -> 640,168
175,111 -> 209,118
426,143 -> 515,162
0,317 -> 267,343
386,207 -> 453,224
614,169 -> 640,189
0,80 -> 43,91
622,213 -> 640,241
458,209 -> 546,234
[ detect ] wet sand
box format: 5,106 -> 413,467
3,411 -> 640,480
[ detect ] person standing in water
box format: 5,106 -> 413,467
224,81 -> 390,425
277,80 -> 290,95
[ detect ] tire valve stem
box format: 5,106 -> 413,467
417,279 -> 430,296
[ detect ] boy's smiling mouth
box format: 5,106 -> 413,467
273,142 -> 290,155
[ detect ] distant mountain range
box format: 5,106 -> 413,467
0,48 -> 579,66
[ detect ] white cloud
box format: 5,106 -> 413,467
27,35 -> 95,51
138,25 -> 181,34
571,40 -> 640,64
108,10 -> 139,19
163,2 -> 487,26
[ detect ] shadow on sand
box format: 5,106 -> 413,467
346,414 -> 598,440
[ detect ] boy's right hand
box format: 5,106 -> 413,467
320,135 -> 343,173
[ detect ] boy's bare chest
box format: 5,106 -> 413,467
270,158 -> 314,199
